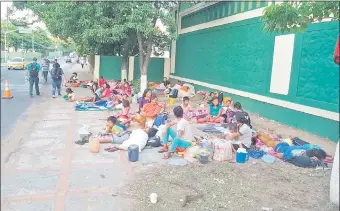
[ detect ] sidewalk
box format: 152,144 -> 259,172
1,66 -> 159,211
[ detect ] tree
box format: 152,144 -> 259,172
262,2 -> 340,33
13,2 -> 177,91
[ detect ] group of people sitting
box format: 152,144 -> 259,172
70,77 -> 330,166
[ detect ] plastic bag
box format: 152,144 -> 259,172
78,125 -> 91,140
183,146 -> 200,161
213,140 -> 233,161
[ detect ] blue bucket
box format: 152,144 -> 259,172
236,151 -> 249,163
128,144 -> 139,162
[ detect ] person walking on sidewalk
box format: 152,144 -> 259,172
50,63 -> 66,98
80,56 -> 85,69
26,57 -> 41,98
41,58 -> 50,83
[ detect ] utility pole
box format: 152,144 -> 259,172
4,5 -> 9,63
32,34 -> 34,52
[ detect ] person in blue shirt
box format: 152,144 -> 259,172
26,57 -> 41,97
197,97 -> 223,123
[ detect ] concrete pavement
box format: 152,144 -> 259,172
1,64 -> 164,211
0,61 -> 74,140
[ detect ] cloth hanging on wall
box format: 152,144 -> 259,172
334,36 -> 340,65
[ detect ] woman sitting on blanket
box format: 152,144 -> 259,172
196,97 -> 223,123
100,82 -> 112,100
134,94 -> 162,128
138,88 -> 152,113
159,106 -> 194,159
78,83 -> 102,102
121,82 -> 132,96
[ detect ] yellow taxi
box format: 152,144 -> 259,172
7,57 -> 28,70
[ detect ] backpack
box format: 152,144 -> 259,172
169,88 -> 178,98
51,67 -> 62,80
29,63 -> 39,77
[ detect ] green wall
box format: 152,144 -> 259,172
181,1 -> 268,29
99,56 -> 122,80
174,15 -> 339,141
134,57 -> 164,82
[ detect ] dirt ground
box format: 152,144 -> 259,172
113,93 -> 338,211
117,158 -> 337,211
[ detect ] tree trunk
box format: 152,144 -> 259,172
88,55 -> 95,74
121,56 -> 127,82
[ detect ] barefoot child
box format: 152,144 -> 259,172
181,96 -> 192,120
116,100 -> 131,126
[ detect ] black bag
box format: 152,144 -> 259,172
29,63 -> 39,77
218,92 -> 223,104
146,136 -> 161,147
51,67 -> 62,81
147,128 -> 158,138
169,89 -> 178,98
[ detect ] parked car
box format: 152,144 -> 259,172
7,57 -> 28,70
65,57 -> 72,63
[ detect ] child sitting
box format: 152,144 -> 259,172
116,100 -> 131,126
221,99 -> 235,123
98,76 -> 106,88
65,88 -> 76,102
233,102 -> 252,128
96,116 -> 129,144
196,97 -> 223,123
181,96 -> 192,120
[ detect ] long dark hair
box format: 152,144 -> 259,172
142,88 -> 152,98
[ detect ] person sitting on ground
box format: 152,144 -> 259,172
275,142 -> 327,168
121,82 -> 132,96
95,116 -> 129,144
159,106 -> 194,159
196,97 -> 223,123
68,72 -> 79,83
134,94 -> 161,128
182,96 -> 193,120
116,100 -> 131,126
221,99 -> 235,123
138,88 -> 152,113
98,76 -> 106,88
65,88 -> 76,102
100,82 -> 112,100
78,82 -> 102,102
233,102 -> 252,128
225,113 -> 253,151
165,80 -> 182,94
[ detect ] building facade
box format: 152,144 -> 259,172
170,2 -> 339,142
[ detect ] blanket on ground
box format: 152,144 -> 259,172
75,101 -> 121,111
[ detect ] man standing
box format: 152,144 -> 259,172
26,57 -> 41,98
41,58 -> 50,83
50,63 -> 66,98
80,56 -> 85,69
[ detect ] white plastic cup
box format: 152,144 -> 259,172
150,193 -> 158,204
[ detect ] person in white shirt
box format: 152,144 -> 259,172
159,106 -> 194,159
225,112 -> 252,151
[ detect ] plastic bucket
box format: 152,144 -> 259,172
169,98 -> 175,105
236,151 -> 249,163
128,144 -> 139,162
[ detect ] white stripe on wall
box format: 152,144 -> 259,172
128,56 -> 134,81
270,34 -> 295,95
169,75 -> 339,122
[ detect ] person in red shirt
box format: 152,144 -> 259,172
98,76 -> 106,88
122,82 -> 132,96
101,82 -> 112,100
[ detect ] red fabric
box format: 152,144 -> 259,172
99,78 -> 106,87
103,88 -> 112,98
334,36 -> 340,65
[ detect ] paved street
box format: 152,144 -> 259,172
0,60 -> 71,140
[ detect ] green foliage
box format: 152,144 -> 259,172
1,22 -> 53,53
262,2 -> 339,33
